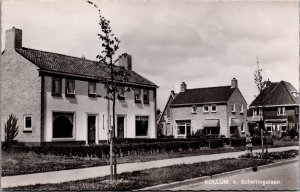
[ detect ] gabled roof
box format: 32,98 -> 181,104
157,91 -> 178,124
249,81 -> 299,107
171,86 -> 235,105
16,47 -> 157,88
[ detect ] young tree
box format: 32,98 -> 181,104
87,0 -> 129,180
4,114 -> 19,151
254,57 -> 268,155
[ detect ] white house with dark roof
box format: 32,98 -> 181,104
169,79 -> 248,138
247,80 -> 299,137
1,27 -> 158,145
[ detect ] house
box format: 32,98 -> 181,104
157,90 -> 178,136
1,27 -> 158,146
247,80 -> 299,137
169,79 -> 248,138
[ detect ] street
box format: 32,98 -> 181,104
169,160 -> 299,191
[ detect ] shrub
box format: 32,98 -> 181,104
288,128 -> 298,139
3,114 -> 19,151
239,150 -> 298,160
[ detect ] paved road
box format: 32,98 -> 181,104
2,146 -> 298,188
170,160 -> 299,191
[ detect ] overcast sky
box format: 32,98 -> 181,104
2,0 -> 299,109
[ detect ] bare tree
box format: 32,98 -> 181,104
87,0 -> 130,180
254,56 -> 268,155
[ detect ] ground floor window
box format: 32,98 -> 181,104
176,120 -> 191,136
24,115 -> 32,131
204,127 -> 220,135
136,116 -> 148,136
230,126 -> 236,135
53,112 -> 74,138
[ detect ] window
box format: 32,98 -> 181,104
118,86 -> 125,100
52,77 -> 62,96
136,116 -> 148,136
24,115 -> 32,131
230,126 -> 236,135
296,107 -> 299,115
231,103 -> 236,113
88,82 -> 96,96
53,112 -> 74,139
240,104 -> 244,114
211,105 -> 217,113
65,79 -> 75,97
241,124 -> 245,133
192,105 -> 197,114
134,89 -> 142,103
143,89 -> 149,104
176,121 -> 191,136
203,105 -> 209,113
266,124 -> 272,132
277,107 -> 286,115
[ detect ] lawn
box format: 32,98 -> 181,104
5,158 -> 271,191
2,139 -> 298,176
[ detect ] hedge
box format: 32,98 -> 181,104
8,139 -> 224,158
229,137 -> 273,147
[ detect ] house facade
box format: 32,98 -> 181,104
247,80 -> 299,137
169,79 -> 248,138
1,27 -> 158,145
157,90 -> 178,136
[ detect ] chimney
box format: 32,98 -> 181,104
265,78 -> 271,87
5,27 -> 22,51
231,78 -> 238,88
180,82 -> 187,92
118,54 -> 132,70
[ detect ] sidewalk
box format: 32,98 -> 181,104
1,146 -> 298,188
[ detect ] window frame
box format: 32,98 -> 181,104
192,105 -> 197,114
231,103 -> 236,113
65,79 -> 75,97
52,112 -> 75,140
23,114 -> 32,132
176,121 -> 191,136
211,104 -> 217,113
51,77 -> 62,97
203,105 -> 209,113
143,89 -> 150,104
135,116 -> 149,137
277,107 -> 286,116
240,104 -> 244,114
88,82 -> 97,97
117,86 -> 126,100
134,88 -> 142,103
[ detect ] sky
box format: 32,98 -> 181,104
2,0 -> 299,110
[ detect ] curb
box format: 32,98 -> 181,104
138,157 -> 299,191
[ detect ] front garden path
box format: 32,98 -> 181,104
1,146 -> 298,188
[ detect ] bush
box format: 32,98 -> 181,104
239,150 -> 298,160
288,128 -> 298,139
3,114 -> 19,151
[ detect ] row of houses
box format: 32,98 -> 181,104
1,27 -> 299,145
159,80 -> 299,138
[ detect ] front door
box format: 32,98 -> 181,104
88,115 -> 96,144
117,116 -> 125,138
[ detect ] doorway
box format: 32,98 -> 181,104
117,116 -> 125,138
88,115 -> 96,144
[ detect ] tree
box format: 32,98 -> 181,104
253,56 -> 268,155
87,0 -> 130,180
4,114 -> 19,151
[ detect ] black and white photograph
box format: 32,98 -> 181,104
0,0 -> 299,191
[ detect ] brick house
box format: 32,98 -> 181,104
169,79 -> 248,138
247,80 -> 299,137
1,27 -> 158,145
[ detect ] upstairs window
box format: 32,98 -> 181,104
192,105 -> 197,114
143,89 -> 149,104
118,86 -> 125,100
134,88 -> 142,103
88,82 -> 96,97
277,107 -> 286,115
52,77 -> 62,96
24,115 -> 32,131
231,103 -> 236,113
239,104 -> 244,114
203,105 -> 209,113
65,79 -> 75,97
211,105 -> 217,113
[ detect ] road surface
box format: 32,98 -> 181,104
169,160 -> 299,191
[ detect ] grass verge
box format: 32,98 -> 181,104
2,141 -> 298,176
5,158 -> 272,191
